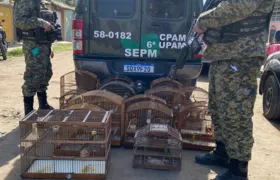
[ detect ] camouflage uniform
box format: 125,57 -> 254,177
14,0 -> 53,115
195,0 -> 275,179
14,0 -> 52,97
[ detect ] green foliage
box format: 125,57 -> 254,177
7,43 -> 73,58
52,43 -> 73,52
7,48 -> 23,57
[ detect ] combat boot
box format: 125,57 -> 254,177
195,141 -> 229,167
24,96 -> 34,116
213,159 -> 248,180
37,91 -> 54,110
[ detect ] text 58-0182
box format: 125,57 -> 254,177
94,31 -> 132,39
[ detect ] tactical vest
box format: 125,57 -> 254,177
15,0 -> 60,43
203,0 -> 275,44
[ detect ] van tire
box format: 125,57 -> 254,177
263,75 -> 280,120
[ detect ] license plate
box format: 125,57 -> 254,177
124,63 -> 154,73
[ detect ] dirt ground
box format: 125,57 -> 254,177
0,51 -> 279,180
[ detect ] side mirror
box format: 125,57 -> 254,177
1,20 -> 5,23
275,30 -> 280,42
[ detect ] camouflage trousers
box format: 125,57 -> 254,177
22,41 -> 52,97
208,58 -> 262,161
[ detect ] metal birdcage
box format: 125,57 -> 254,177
59,71 -> 99,109
145,86 -> 187,110
65,90 -> 125,146
150,77 -> 184,89
124,101 -> 173,148
125,94 -> 167,110
20,109 -> 111,179
177,102 -> 215,151
133,123 -> 182,171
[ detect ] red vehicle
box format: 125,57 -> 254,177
259,30 -> 280,120
267,42 -> 280,57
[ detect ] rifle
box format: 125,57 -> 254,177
169,0 -> 217,80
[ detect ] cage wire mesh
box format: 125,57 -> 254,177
59,70 -> 99,109
66,90 -> 125,146
64,103 -> 106,112
125,94 -> 167,110
150,77 -> 184,89
145,86 -> 187,110
133,123 -> 182,171
99,81 -> 135,99
101,75 -> 134,86
177,102 -> 215,151
20,109 -> 111,179
184,87 -> 209,104
124,101 -> 173,148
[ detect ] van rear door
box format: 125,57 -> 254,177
87,0 -> 141,58
139,0 -> 203,60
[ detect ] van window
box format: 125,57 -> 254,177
147,0 -> 185,19
95,0 -> 136,18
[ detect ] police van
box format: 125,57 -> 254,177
72,0 -> 204,88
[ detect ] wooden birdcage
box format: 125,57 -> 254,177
125,94 -> 167,110
184,87 -> 209,104
99,75 -> 135,99
20,109 -> 111,179
64,103 -> 106,112
124,101 -> 173,148
177,102 -> 215,151
99,81 -> 135,99
101,75 -> 134,86
133,123 -> 182,171
145,86 -> 187,115
150,77 -> 184,89
65,90 -> 125,146
59,70 -> 99,109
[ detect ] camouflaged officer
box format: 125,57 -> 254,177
193,0 -> 275,179
14,0 -> 54,116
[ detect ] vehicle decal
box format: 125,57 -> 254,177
121,33 -> 187,58
121,33 -> 160,58
94,30 -> 132,40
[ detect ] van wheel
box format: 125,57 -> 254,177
263,75 -> 280,120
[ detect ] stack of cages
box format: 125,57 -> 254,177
177,87 -> 215,151
99,75 -> 136,99
124,101 -> 173,148
63,90 -> 125,146
60,70 -> 99,109
146,78 -> 187,124
133,123 -> 182,171
20,109 -> 111,179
